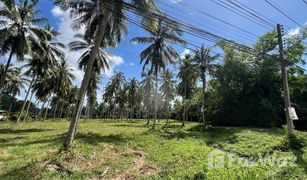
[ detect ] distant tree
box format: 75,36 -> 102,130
159,69 -> 176,125
140,73 -> 155,125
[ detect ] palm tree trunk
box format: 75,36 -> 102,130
44,100 -> 50,120
39,100 -> 46,119
153,73 -> 158,130
59,102 -> 65,119
202,73 -> 206,128
0,50 -> 14,94
85,101 -> 90,120
182,84 -> 187,127
17,75 -> 35,122
53,100 -> 59,119
23,89 -> 35,122
8,94 -> 16,118
65,16 -> 109,150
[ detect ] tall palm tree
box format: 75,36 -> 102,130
193,45 -> 219,128
131,18 -> 186,129
17,27 -> 65,122
59,0 -> 156,149
85,72 -> 100,119
127,78 -> 139,119
159,69 -> 176,125
177,54 -> 198,127
52,59 -> 75,119
0,0 -> 50,93
103,72 -> 126,120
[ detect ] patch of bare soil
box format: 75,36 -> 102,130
0,150 -> 10,158
115,149 -> 160,180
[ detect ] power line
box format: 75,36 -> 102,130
179,1 -> 260,38
226,0 -> 276,27
88,0 -> 274,59
209,0 -> 273,30
265,0 -> 303,28
157,0 -> 256,43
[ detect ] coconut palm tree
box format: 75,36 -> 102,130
193,45 -> 219,128
69,33 -> 110,119
127,78 -> 139,119
131,18 -> 186,129
53,59 -> 75,119
60,0 -> 155,149
177,54 -> 198,127
85,72 -> 100,119
17,27 -> 65,122
0,0 -> 50,93
103,72 -> 126,120
159,69 -> 176,125
140,73 -> 155,125
0,63 -> 27,116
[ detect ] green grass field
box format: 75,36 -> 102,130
0,120 -> 306,179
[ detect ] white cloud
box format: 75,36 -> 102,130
180,49 -> 192,58
288,27 -> 300,37
288,22 -> 307,37
170,0 -> 182,4
51,6 -> 64,17
104,55 -> 124,77
129,62 -> 135,66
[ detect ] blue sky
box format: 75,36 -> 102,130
3,0 -> 307,102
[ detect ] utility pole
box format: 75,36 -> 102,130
277,24 -> 294,135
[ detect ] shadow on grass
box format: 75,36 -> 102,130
0,133 -> 66,148
0,128 -> 53,134
75,132 -> 129,146
0,136 -> 26,143
109,124 -> 148,128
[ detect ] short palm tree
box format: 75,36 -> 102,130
159,69 -> 176,125
131,17 -> 186,129
0,0 -> 50,93
193,45 -> 219,127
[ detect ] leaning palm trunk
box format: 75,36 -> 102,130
8,94 -> 16,118
53,101 -> 59,119
17,75 -> 35,122
23,90 -> 35,122
44,100 -> 50,120
38,101 -> 46,119
0,50 -> 14,94
65,16 -> 109,150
